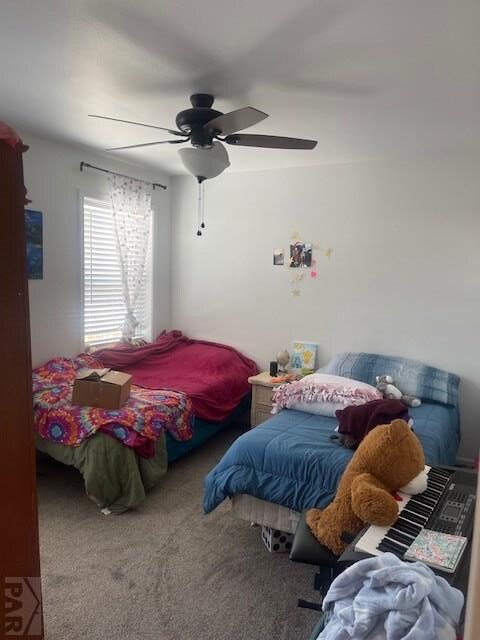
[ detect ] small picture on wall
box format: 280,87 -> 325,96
25,209 -> 43,280
290,242 -> 312,268
273,249 -> 284,266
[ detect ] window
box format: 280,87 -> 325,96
83,197 -> 152,347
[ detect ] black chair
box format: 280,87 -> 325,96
289,512 -> 348,611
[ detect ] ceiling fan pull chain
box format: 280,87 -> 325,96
201,181 -> 206,229
196,180 -> 202,236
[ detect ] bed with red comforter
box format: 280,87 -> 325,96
95,330 -> 257,423
35,331 -> 257,512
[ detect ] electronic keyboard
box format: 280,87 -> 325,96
354,466 -> 477,560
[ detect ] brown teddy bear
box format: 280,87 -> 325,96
306,419 -> 428,555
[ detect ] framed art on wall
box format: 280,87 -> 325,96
291,341 -> 317,372
273,248 -> 284,265
25,209 -> 43,279
289,242 -> 312,268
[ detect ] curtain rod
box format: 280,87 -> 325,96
79,161 -> 167,190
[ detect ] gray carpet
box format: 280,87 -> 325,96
37,424 -> 319,640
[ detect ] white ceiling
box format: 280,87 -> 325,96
1,0 -> 480,175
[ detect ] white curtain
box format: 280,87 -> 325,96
108,174 -> 152,341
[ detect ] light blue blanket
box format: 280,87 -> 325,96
320,352 -> 459,407
318,553 -> 464,640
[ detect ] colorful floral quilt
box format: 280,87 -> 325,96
33,355 -> 194,452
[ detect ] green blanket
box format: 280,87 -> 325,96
35,432 -> 168,514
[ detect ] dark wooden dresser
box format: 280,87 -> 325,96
0,127 -> 43,638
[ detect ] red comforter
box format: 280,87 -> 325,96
95,331 -> 258,422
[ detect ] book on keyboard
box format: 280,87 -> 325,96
404,529 -> 467,573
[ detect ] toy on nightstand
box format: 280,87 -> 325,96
306,419 -> 428,555
376,374 -> 421,408
291,352 -> 303,369
276,350 -> 290,374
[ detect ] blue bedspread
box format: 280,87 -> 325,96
203,403 -> 459,514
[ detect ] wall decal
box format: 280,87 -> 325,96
288,233 -> 333,295
313,243 -> 333,258
274,232 -> 333,296
290,271 -> 304,284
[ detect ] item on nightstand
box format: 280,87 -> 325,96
269,361 -> 278,377
376,374 -> 421,408
291,341 -> 317,372
261,526 -> 293,553
306,419 -> 428,555
301,367 -> 314,377
276,349 -> 290,374
270,372 -> 300,384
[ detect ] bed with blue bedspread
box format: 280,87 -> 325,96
203,353 -> 460,518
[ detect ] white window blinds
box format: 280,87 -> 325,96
83,196 -> 152,347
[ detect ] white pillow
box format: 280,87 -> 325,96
272,373 -> 382,417
285,399 -> 343,417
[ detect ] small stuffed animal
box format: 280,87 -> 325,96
376,374 -> 421,408
306,419 -> 428,555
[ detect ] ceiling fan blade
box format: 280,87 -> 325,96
106,139 -> 188,151
89,114 -> 187,137
224,134 -> 317,150
204,107 -> 268,135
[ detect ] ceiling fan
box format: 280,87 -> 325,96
90,94 -> 318,236
89,93 -> 317,180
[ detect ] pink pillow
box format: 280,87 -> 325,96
272,373 -> 382,417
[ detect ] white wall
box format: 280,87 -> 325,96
22,132 -> 171,367
171,154 -> 480,461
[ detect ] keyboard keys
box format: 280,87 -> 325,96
375,468 -> 453,555
378,538 -> 408,557
394,517 -> 422,536
422,489 -> 442,500
401,509 -> 428,525
431,468 -> 453,478
427,480 -> 445,492
405,500 -> 432,517
358,467 -> 456,558
384,528 -> 415,546
413,496 -> 435,507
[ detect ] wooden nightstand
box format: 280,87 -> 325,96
248,372 -> 283,427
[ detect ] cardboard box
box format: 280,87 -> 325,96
261,526 -> 294,553
72,368 -> 132,409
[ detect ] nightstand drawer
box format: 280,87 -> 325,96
248,372 -> 281,428
254,407 -> 274,426
256,385 -> 274,406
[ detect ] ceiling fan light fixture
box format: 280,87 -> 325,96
178,142 -> 230,181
